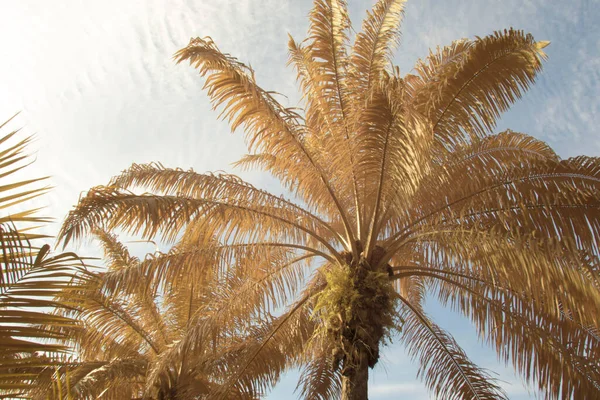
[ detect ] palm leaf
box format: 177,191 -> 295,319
0,119 -> 87,398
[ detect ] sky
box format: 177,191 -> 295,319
0,0 -> 598,398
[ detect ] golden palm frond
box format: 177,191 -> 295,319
0,117 -> 87,399
399,296 -> 506,399
211,278 -> 323,400
409,30 -> 548,154
435,277 -> 600,397
174,37 -> 355,230
296,339 -> 342,400
52,230 -> 301,399
348,0 -> 406,106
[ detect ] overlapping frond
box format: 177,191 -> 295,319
409,29 -> 548,155
403,230 -> 600,324
442,158 -> 598,248
91,228 -> 139,271
399,296 -> 506,400
305,0 -> 354,149
54,233 -> 284,399
0,118 -> 88,398
66,358 -> 147,400
60,188 -> 332,265
111,162 -> 344,246
174,37 -> 356,238
387,223 -> 600,399
139,251 -> 320,397
290,0 -> 368,240
349,0 -> 406,105
429,274 -> 600,398
296,335 -> 342,400
305,0 -> 351,134
355,75 -> 432,252
211,278 -> 324,399
385,152 -> 600,266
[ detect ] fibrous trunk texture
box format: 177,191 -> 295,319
341,351 -> 370,400
336,246 -> 396,400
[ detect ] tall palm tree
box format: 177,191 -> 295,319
60,0 -> 600,399
0,115 -> 85,398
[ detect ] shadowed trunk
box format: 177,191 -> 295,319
335,247 -> 394,400
341,352 -> 369,400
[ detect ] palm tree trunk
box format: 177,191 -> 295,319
341,352 -> 369,400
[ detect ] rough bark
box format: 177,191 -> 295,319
341,352 -> 369,400
332,246 -> 395,400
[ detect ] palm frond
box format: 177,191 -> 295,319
410,30 -> 548,153
212,284 -> 322,399
174,37 -> 357,240
48,3 -> 598,398
60,186 -> 343,265
296,337 -> 341,400
349,0 -> 406,103
399,295 -> 506,400
0,120 -> 88,398
430,275 -> 600,398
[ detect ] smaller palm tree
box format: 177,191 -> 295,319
49,228 -> 292,399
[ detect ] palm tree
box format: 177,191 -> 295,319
47,228 -> 281,399
60,0 -> 600,399
0,115 -> 85,398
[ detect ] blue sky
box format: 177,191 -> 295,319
0,0 -> 598,398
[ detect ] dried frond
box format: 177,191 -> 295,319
296,337 -> 342,400
54,236 -> 274,399
410,29 -> 548,154
91,228 -> 139,271
174,37 -> 356,233
399,296 -> 507,399
430,276 -> 600,398
0,119 -> 88,398
348,0 -> 406,106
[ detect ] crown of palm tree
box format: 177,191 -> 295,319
43,229 -> 273,399
60,1 -> 600,399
